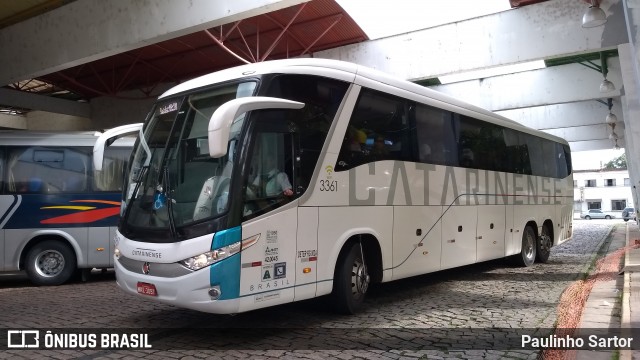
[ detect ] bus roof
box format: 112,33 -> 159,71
159,58 -> 568,146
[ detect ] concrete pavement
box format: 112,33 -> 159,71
575,221 -> 640,360
623,222 -> 640,360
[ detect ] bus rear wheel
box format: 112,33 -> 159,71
536,225 -> 552,263
332,243 -> 370,314
514,226 -> 536,267
25,240 -> 76,286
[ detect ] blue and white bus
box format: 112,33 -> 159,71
95,59 -> 573,314
0,131 -> 133,285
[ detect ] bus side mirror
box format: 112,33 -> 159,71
208,96 -> 304,158
93,123 -> 142,171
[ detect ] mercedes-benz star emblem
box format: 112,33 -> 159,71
142,262 -> 150,274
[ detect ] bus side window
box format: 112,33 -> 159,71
263,74 -> 348,192
62,155 -> 87,192
94,147 -> 129,191
243,131 -> 294,219
7,147 -> 32,193
335,88 -> 411,171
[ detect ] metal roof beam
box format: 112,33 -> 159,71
259,2 -> 307,61
0,0 -> 310,86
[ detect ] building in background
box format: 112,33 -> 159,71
573,169 -> 634,218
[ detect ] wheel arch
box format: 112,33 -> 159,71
542,219 -> 554,245
332,232 -> 383,284
19,231 -> 82,270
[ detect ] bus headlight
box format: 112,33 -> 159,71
179,242 -> 241,271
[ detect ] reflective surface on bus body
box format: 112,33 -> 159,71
120,75 -> 350,242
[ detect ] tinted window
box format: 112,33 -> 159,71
336,89 -> 411,171
559,144 -> 572,177
335,88 -> 571,179
263,74 -> 349,190
243,131 -> 294,219
94,147 -> 131,192
414,103 -> 456,166
539,139 -> 557,178
7,146 -> 92,193
454,115 -> 508,171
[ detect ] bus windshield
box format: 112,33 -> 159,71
122,82 -> 257,234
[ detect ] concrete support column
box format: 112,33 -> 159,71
618,43 -> 640,208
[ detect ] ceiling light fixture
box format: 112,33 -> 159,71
605,98 -> 617,125
582,0 -> 607,28
600,78 -> 615,92
599,52 -> 615,93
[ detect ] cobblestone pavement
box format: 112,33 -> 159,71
0,220 -> 617,359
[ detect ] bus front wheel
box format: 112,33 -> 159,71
515,226 -> 536,267
332,243 -> 370,314
25,240 -> 77,286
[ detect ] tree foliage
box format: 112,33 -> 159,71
602,153 -> 627,169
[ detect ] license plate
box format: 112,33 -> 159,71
137,282 -> 157,296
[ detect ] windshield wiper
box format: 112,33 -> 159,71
164,166 -> 178,240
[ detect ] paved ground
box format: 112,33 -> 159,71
0,220 -> 621,359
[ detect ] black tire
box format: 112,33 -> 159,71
585,216 -> 591,220
624,219 -> 629,222
536,224 -> 552,263
25,240 -> 76,286
331,243 -> 370,314
514,226 -> 536,267
605,215 -> 611,220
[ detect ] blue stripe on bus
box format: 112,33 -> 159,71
211,226 -> 241,249
209,226 -> 242,299
2,193 -> 121,229
210,253 -> 241,300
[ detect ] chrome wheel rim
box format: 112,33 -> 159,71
34,250 -> 65,278
524,231 -> 535,261
351,258 -> 369,296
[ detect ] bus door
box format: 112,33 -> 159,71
239,124 -> 298,308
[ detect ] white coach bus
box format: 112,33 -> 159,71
0,131 -> 133,285
96,58 -> 573,314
